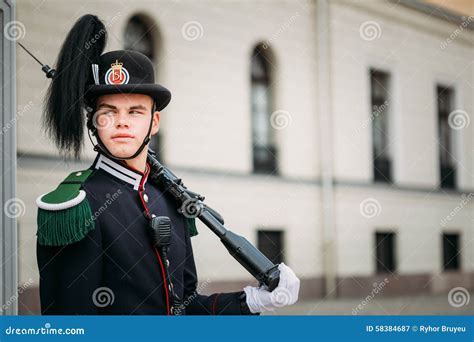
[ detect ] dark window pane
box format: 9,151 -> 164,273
251,51 -> 269,81
440,164 -> 456,189
370,69 -> 392,183
257,230 -> 284,264
124,15 -> 154,60
443,233 -> 460,271
251,44 -> 277,174
252,83 -> 271,146
374,157 -> 391,183
375,232 -> 396,273
253,145 -> 278,174
437,85 -> 456,189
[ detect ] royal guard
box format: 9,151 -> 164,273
35,14 -> 300,315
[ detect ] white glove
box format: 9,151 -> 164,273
243,262 -> 300,313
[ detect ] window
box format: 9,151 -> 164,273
442,233 -> 461,271
257,230 -> 284,264
375,231 -> 396,273
437,86 -> 456,189
124,14 -> 163,160
251,44 -> 278,174
124,14 -> 155,60
370,69 -> 392,183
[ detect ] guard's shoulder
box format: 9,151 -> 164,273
36,169 -> 95,246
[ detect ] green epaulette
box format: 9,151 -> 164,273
36,170 -> 94,246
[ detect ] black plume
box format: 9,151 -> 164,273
43,14 -> 107,160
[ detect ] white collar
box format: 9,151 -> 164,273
94,153 -> 149,191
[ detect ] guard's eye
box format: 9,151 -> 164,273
130,110 -> 145,115
97,110 -> 114,116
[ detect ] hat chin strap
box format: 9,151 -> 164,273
88,111 -> 154,161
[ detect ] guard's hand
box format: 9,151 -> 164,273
243,263 -> 300,313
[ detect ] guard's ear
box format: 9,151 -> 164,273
151,110 -> 161,136
86,98 -> 99,137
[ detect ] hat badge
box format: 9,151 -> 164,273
105,60 -> 130,85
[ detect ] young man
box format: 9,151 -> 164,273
36,14 -> 299,315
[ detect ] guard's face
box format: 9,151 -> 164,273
94,93 -> 160,158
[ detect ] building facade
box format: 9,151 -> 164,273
11,0 -> 473,314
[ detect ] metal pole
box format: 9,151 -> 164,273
316,0 -> 337,298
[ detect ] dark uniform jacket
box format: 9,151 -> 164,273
36,152 -> 250,315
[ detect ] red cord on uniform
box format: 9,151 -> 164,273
154,247 -> 170,315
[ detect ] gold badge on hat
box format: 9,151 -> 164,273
104,60 -> 130,85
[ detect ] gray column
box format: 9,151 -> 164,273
1,0 -> 18,315
316,0 -> 337,298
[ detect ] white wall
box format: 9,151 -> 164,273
330,1 -> 474,278
330,0 -> 473,190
